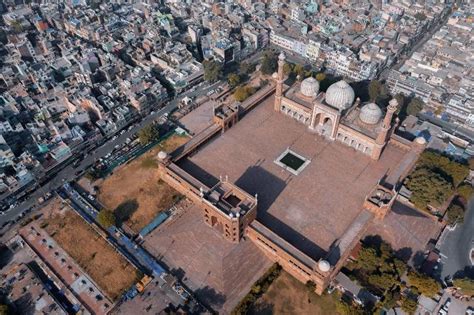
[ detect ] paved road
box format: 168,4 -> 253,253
439,200 -> 474,279
0,81 -> 221,227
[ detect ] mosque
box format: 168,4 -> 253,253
157,52 -> 424,297
273,52 -> 398,161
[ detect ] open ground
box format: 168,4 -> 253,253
178,95 -> 408,260
96,133 -> 189,232
42,198 -> 139,300
251,271 -> 341,314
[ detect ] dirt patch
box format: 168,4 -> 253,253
251,272 -> 340,314
97,134 -> 189,232
43,208 -> 139,301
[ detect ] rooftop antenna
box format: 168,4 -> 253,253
199,187 -> 204,198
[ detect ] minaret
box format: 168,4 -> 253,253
274,52 -> 285,111
371,99 -> 398,160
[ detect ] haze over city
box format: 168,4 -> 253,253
0,1 -> 473,315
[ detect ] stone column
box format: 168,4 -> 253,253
274,52 -> 285,111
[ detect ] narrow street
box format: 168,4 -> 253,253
0,82 -> 220,227
439,200 -> 474,279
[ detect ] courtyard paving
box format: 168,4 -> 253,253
143,205 -> 272,313
178,95 -> 408,260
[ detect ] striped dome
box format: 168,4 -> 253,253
300,77 -> 319,98
325,80 -> 355,111
359,103 -> 383,124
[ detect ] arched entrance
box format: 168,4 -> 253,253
313,113 -> 322,127
321,117 -> 333,136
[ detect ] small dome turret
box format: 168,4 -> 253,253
318,260 -> 331,272
157,151 -> 168,160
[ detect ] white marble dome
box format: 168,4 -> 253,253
359,103 -> 383,125
325,80 -> 355,110
300,77 -> 319,98
318,260 -> 331,272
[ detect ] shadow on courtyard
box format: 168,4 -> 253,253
391,201 -> 427,218
177,159 -> 219,188
235,165 -> 326,260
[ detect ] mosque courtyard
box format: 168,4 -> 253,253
177,95 -> 409,260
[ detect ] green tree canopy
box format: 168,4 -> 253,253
457,184 -> 474,202
239,62 -> 255,75
446,203 -> 464,225
233,85 -> 256,102
203,59 -> 222,82
293,64 -> 305,78
0,304 -> 8,315
368,80 -> 385,102
400,295 -> 418,314
453,278 -> 474,296
260,51 -> 277,75
417,151 -> 469,187
351,239 -> 407,295
406,98 -> 424,116
97,209 -> 116,229
138,125 -> 159,145
227,73 -> 241,88
316,72 -> 326,82
283,63 -> 293,75
405,167 -> 453,209
407,271 -> 441,297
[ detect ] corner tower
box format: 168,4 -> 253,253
274,52 -> 285,111
372,99 -> 398,160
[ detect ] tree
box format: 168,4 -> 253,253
260,51 -> 277,75
446,203 -> 464,225
407,271 -> 441,297
394,93 -> 405,108
239,62 -> 254,75
233,85 -> 256,102
316,72 -> 326,82
417,151 -> 469,187
405,167 -> 453,210
400,295 -> 418,314
0,304 -> 7,315
283,63 -> 293,75
97,209 -> 116,229
293,64 -> 305,78
457,184 -> 474,202
453,278 -> 474,296
406,98 -> 424,116
355,246 -> 379,271
138,125 -> 158,145
335,299 -> 364,315
227,73 -> 241,88
203,59 -> 222,82
368,80 -> 384,102
368,273 -> 398,292
383,289 -> 401,309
